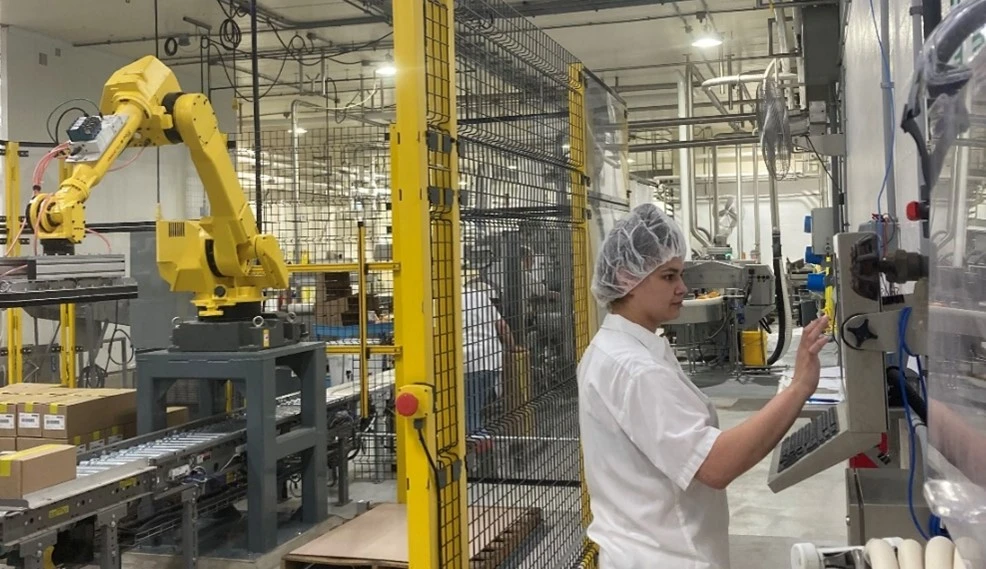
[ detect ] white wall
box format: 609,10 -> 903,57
844,0 -> 923,250
694,178 -> 826,262
0,25 -> 234,378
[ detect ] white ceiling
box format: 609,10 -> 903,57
0,0 -> 793,145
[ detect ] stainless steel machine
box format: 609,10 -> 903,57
663,260 -> 775,369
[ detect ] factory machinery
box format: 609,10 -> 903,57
0,55 -> 369,567
769,3 -> 986,567
0,386 -> 368,569
663,258 -> 777,371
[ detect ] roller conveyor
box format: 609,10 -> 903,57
0,375 -> 397,568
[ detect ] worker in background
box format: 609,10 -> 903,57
462,275 -> 513,437
578,203 -> 829,569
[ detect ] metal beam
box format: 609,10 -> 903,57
614,82 -> 680,93
629,113 -> 758,130
630,135 -> 759,152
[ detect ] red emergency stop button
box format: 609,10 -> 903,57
395,392 -> 419,417
906,201 -> 926,221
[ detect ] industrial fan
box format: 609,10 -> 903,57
756,66 -> 795,180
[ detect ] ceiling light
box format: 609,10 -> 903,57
627,158 -> 636,164
289,127 -> 307,135
691,19 -> 722,49
376,61 -> 397,77
692,32 -> 722,48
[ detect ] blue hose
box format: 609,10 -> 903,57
898,307 -> 930,540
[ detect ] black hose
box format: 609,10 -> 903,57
767,231 -> 791,366
923,0 -> 942,38
767,256 -> 788,365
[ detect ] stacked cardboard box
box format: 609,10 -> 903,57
313,272 -> 380,326
0,385 -> 141,453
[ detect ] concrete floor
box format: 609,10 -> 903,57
122,330 -> 849,569
713,328 -> 850,569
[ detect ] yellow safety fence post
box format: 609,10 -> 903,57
393,0 -> 467,567
823,258 -> 836,335
4,143 -> 22,384
357,222 -> 370,419
57,157 -> 76,387
568,64 -> 599,569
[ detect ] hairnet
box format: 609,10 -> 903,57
590,203 -> 688,305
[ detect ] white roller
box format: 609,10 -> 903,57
790,542 -> 822,569
867,538 -> 901,569
953,547 -> 965,569
897,539 -> 925,569
926,536 -> 956,569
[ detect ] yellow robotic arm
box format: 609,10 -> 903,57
29,55 -> 289,318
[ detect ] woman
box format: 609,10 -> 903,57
578,203 -> 829,569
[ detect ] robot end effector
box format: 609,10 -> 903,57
29,56 -> 290,318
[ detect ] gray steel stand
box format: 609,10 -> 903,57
136,341 -> 328,553
96,505 -> 126,569
18,532 -> 56,569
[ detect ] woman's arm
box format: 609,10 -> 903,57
695,383 -> 812,489
694,315 -> 829,490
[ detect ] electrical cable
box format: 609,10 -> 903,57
868,0 -> 896,219
203,41 -> 288,102
51,107 -> 89,146
45,99 -> 99,143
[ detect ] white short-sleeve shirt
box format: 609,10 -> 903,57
578,313 -> 730,569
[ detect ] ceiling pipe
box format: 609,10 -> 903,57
700,72 -> 798,88
628,101 -> 758,113
629,113 -> 758,130
689,65 -> 745,132
630,135 -> 759,152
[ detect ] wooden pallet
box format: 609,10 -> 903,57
282,503 -> 543,569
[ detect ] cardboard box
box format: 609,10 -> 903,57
316,273 -> 353,303
316,297 -> 349,326
42,391 -> 136,440
0,399 -> 27,438
0,383 -> 62,394
90,425 -> 129,449
18,395 -> 77,438
167,406 -> 190,427
87,389 -> 137,427
0,438 -> 15,452
0,444 -> 77,499
18,434 -> 90,454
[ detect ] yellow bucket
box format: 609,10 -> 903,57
741,330 -> 768,367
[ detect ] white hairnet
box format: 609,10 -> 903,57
591,203 -> 688,305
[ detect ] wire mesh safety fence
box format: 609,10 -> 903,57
454,0 -> 591,567
235,124 -> 398,483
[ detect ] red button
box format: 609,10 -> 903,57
395,392 -> 419,416
906,201 -> 923,221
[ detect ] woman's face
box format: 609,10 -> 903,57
626,257 -> 689,325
